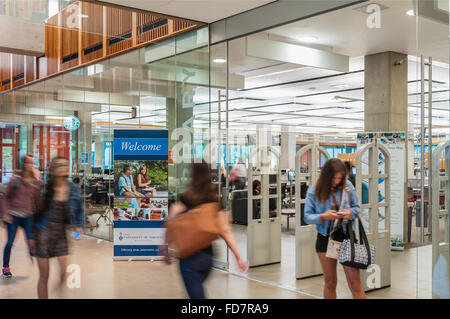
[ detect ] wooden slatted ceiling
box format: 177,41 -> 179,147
82,2 -> 104,63
107,6 -> 133,55
12,54 -> 24,88
61,4 -> 79,71
44,15 -> 59,76
0,52 -> 11,91
137,12 -> 169,44
0,1 -> 204,94
25,56 -> 36,84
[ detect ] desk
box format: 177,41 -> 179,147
281,209 -> 295,232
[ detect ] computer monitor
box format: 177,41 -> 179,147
288,171 -> 295,181
92,167 -> 102,175
269,174 -> 277,185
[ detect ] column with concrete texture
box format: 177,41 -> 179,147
256,124 -> 272,173
364,51 -> 409,243
364,51 -> 408,132
280,125 -> 296,170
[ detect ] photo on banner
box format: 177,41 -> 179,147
113,129 -> 169,260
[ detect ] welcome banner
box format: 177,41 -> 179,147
113,129 -> 169,260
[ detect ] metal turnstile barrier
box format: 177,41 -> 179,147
355,140 -> 391,291
247,146 -> 282,267
432,141 -> 450,299
295,144 -> 330,279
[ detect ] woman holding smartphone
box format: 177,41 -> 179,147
304,158 -> 365,299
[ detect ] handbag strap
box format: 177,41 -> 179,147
356,216 -> 372,265
328,188 -> 347,236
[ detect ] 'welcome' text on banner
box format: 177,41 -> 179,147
114,138 -> 168,155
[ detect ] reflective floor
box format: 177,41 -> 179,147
222,223 -> 432,299
0,227 -> 314,299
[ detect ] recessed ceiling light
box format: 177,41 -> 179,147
406,10 -> 414,16
332,84 -> 352,89
213,58 -> 227,64
77,14 -> 89,18
299,36 -> 318,43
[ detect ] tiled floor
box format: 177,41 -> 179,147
219,224 -> 434,299
5,212 -> 438,299
0,226 -> 314,299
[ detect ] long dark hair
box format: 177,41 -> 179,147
315,158 -> 347,204
183,160 -> 218,207
39,157 -> 68,216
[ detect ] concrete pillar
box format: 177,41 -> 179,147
364,51 -> 408,242
167,88 -> 194,198
0,16 -> 45,56
256,124 -> 272,173
364,51 -> 408,132
280,125 -> 296,170
93,135 -> 103,168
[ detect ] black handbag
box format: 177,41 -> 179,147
338,216 -> 375,269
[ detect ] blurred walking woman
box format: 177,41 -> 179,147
168,161 -> 248,299
30,157 -> 84,299
1,155 -> 41,278
304,158 -> 365,299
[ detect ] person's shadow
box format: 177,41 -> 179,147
0,276 -> 29,285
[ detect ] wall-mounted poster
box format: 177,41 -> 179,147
357,132 -> 406,251
113,129 -> 168,260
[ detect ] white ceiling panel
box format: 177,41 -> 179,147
100,0 -> 275,23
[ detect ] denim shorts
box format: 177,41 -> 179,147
316,233 -> 329,253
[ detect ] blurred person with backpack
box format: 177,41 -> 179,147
165,160 -> 248,299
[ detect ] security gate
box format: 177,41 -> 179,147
247,146 -> 282,267
355,141 -> 391,291
432,141 -> 450,299
295,144 -> 330,279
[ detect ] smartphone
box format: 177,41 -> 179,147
336,211 -> 344,215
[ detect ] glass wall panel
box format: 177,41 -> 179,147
416,0 -> 450,299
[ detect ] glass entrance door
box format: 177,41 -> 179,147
0,124 -> 18,184
415,0 -> 449,299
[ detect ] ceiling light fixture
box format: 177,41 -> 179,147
213,58 -> 227,64
332,84 -> 352,89
406,9 -> 414,16
77,14 -> 89,18
334,96 -> 364,102
299,36 -> 318,43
